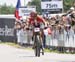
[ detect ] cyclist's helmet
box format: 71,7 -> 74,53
30,11 -> 37,18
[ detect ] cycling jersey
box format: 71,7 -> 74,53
28,16 -> 44,26
34,23 -> 40,27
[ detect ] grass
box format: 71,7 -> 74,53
0,42 -> 52,52
0,42 -> 75,54
0,42 -> 20,48
0,42 -> 33,50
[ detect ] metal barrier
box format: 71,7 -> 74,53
45,28 -> 75,48
16,29 -> 33,45
17,28 -> 75,48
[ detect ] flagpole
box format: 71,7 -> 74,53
24,0 -> 26,6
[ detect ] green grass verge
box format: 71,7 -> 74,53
0,42 -> 75,54
0,42 -> 20,48
0,42 -> 33,50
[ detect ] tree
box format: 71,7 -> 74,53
7,5 -> 15,14
27,0 -> 41,14
63,0 -> 75,12
27,0 -> 75,13
0,4 -> 8,14
0,4 -> 15,14
0,0 -> 75,14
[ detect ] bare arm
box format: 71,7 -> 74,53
37,15 -> 47,26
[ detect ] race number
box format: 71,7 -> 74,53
34,28 -> 40,32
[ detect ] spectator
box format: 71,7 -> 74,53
14,21 -> 21,44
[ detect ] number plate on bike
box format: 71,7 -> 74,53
34,28 -> 40,32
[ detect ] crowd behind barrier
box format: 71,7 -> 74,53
15,9 -> 75,52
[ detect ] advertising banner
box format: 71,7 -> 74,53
19,6 -> 36,16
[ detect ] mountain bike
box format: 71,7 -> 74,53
33,27 -> 44,57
